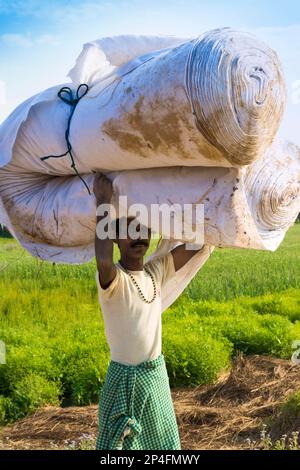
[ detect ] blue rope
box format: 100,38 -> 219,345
40,83 -> 92,195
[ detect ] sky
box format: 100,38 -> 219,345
0,0 -> 299,145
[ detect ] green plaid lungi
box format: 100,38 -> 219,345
96,353 -> 181,450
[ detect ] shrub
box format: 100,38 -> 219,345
0,375 -> 60,424
163,326 -> 232,387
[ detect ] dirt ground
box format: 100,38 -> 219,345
1,354 -> 300,450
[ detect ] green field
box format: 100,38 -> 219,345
0,224 -> 299,425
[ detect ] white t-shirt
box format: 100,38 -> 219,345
95,252 -> 176,365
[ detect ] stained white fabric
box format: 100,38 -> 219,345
111,139 -> 300,252
67,35 -> 191,88
0,28 -> 285,175
0,139 -> 297,257
0,29 -> 298,310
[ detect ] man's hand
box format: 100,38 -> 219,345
93,172 -> 113,204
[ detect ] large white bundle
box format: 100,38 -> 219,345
0,138 -> 298,259
0,28 -> 285,176
0,29 -> 298,309
113,139 -> 300,250
68,28 -> 285,169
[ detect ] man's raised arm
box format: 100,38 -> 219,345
93,173 -> 117,289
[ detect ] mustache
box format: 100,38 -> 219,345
130,239 -> 149,247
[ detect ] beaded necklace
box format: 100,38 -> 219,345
121,264 -> 157,304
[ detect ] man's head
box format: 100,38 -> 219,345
112,216 -> 151,259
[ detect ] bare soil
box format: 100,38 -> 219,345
1,354 -> 300,450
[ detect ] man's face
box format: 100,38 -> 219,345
115,217 -> 151,259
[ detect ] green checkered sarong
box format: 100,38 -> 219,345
96,353 -> 181,450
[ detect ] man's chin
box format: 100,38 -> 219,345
130,244 -> 149,255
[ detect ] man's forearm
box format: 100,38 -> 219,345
95,212 -> 114,269
95,209 -> 117,289
171,243 -> 203,272
93,173 -> 117,288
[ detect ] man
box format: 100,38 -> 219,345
94,172 -> 202,450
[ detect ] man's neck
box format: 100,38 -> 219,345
119,255 -> 144,271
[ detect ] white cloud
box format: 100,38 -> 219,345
1,33 -> 60,48
0,0 -> 118,22
0,0 -> 48,16
36,34 -> 60,46
2,33 -> 33,47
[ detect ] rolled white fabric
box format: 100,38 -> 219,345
69,28 -> 286,169
111,139 -> 300,251
244,140 -> 300,249
0,139 -> 298,262
67,35 -> 191,88
185,29 -> 286,165
0,28 -> 285,175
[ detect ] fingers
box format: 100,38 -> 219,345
93,172 -> 113,201
93,172 -> 111,186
